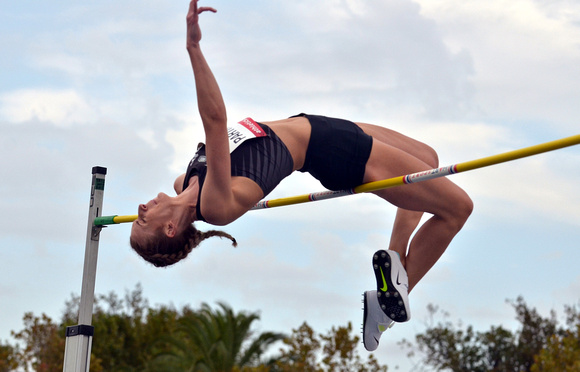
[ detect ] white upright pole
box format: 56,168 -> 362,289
63,166 -> 107,372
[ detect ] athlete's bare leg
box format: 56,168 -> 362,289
388,208 -> 423,267
356,123 -> 472,293
356,123 -> 439,271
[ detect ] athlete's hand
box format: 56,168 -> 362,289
186,0 -> 216,48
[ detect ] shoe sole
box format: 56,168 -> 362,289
372,250 -> 409,322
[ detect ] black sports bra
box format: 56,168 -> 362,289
182,122 -> 293,222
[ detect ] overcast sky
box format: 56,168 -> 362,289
1,0 -> 579,369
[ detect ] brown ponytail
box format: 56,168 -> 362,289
130,224 -> 237,267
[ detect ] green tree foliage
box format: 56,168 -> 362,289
531,327 -> 580,372
60,283 -> 179,371
153,302 -> 286,371
10,313 -> 64,372
0,340 -> 19,372
274,321 -> 387,372
6,287 -> 578,372
402,297 -> 580,372
2,284 -> 382,372
531,302 -> 580,372
276,322 -> 320,371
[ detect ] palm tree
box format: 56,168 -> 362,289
153,302 -> 285,372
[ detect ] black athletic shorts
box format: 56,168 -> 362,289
293,113 -> 373,190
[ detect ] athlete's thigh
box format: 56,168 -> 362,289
355,122 -> 438,168
363,139 -> 465,217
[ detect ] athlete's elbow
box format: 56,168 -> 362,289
199,105 -> 227,127
201,204 -> 238,226
204,212 -> 236,226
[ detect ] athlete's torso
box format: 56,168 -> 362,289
181,120 -> 297,221
257,116 -> 311,171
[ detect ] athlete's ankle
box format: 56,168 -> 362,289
387,248 -> 406,267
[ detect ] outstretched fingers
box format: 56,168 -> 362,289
199,6 -> 217,14
186,0 -> 216,47
188,0 -> 216,18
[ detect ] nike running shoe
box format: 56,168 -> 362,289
372,249 -> 410,323
362,290 -> 394,352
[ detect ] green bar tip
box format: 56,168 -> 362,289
93,216 -> 118,226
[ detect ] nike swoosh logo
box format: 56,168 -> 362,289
379,267 -> 388,292
396,272 -> 401,286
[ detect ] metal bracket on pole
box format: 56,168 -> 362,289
63,166 -> 107,372
92,225 -> 104,240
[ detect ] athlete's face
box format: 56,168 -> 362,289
130,192 -> 174,240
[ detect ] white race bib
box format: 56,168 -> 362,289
227,117 -> 267,153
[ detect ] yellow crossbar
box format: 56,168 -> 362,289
94,133 -> 580,225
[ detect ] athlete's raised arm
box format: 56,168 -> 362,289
185,1 -> 269,225
186,0 -> 241,224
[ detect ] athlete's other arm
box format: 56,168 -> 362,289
185,0 -> 247,225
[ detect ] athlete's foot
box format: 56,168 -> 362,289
372,249 -> 410,322
362,290 -> 394,351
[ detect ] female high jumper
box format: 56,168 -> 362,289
130,0 -> 473,351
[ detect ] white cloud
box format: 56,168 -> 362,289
165,121 -> 206,174
202,0 -> 476,122
416,0 -> 580,130
0,89 -> 95,126
467,159 -> 579,225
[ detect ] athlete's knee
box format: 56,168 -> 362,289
439,189 -> 473,232
423,144 -> 439,169
412,140 -> 438,168
453,192 -> 474,228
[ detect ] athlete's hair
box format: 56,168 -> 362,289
130,223 -> 237,267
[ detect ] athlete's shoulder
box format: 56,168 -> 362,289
174,173 -> 186,194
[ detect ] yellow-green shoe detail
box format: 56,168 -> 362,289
372,249 -> 411,323
379,267 -> 388,292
